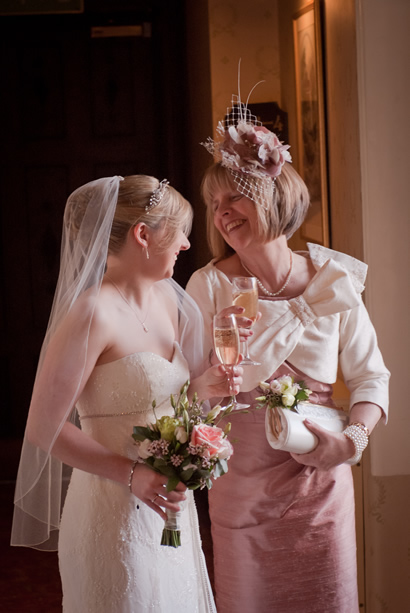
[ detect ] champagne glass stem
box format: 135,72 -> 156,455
242,338 -> 252,362
227,365 -> 249,410
239,332 -> 261,366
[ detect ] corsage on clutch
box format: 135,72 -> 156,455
256,375 -> 347,454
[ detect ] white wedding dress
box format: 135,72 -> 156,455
58,343 -> 216,613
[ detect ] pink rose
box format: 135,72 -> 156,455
191,424 -> 233,460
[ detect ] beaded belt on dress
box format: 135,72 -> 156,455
79,410 -> 145,420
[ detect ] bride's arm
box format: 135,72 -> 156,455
26,300 -> 184,519
52,421 -> 184,521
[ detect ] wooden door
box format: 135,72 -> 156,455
0,4 -> 189,451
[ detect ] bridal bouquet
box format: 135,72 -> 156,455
132,381 -> 234,547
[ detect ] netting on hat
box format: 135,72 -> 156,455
202,94 -> 291,209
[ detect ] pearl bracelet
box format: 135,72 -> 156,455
344,423 -> 370,465
128,460 -> 139,492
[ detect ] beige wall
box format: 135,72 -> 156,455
207,0 -> 281,134
355,0 -> 410,609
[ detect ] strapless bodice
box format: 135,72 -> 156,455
76,342 -> 189,457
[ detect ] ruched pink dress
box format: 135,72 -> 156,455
209,363 -> 357,612
186,244 -> 390,613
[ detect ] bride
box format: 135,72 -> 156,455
11,175 -> 241,612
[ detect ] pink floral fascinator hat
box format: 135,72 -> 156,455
202,76 -> 292,209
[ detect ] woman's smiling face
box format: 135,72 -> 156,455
211,187 -> 258,251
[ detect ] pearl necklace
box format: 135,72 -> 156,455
105,275 -> 149,333
241,249 -> 293,297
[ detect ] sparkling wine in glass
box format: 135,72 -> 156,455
232,276 -> 261,366
213,313 -> 249,410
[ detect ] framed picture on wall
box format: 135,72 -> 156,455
293,0 -> 329,246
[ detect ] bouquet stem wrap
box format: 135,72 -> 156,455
161,499 -> 187,548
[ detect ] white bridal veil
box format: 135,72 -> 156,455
11,175 -> 205,550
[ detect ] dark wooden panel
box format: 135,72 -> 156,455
90,38 -> 137,137
0,3 -> 190,439
26,166 -> 69,331
18,43 -> 66,141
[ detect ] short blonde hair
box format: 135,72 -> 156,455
109,175 -> 192,254
201,163 -> 310,259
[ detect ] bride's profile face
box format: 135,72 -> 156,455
152,226 -> 190,279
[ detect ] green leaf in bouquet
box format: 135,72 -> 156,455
213,458 -> 228,478
132,426 -> 154,442
166,476 -> 181,492
195,468 -> 212,480
186,481 -> 201,490
180,466 -> 195,481
153,459 -> 179,480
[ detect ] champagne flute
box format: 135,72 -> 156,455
232,276 -> 261,366
213,313 -> 249,410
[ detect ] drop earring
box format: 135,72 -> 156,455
145,247 -> 149,260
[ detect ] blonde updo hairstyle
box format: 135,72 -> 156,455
109,175 -> 192,254
66,175 -> 192,254
201,163 -> 310,260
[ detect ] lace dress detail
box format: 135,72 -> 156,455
58,344 -> 215,613
308,242 -> 367,293
289,295 -> 316,326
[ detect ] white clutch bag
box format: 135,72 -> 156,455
265,401 -> 348,454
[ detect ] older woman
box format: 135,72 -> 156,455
186,105 -> 389,613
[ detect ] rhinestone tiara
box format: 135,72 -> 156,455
146,178 -> 169,212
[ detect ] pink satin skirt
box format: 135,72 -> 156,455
209,364 -> 359,613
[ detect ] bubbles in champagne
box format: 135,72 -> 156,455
214,328 -> 240,366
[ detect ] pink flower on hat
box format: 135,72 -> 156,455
222,120 -> 291,178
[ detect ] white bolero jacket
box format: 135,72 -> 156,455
186,243 -> 390,418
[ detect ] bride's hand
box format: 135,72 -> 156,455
189,363 -> 243,401
130,464 -> 187,521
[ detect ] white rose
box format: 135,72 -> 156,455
270,379 -> 282,393
175,426 -> 188,444
217,438 -> 234,460
280,376 -> 294,393
137,439 -> 153,459
282,392 -> 295,407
